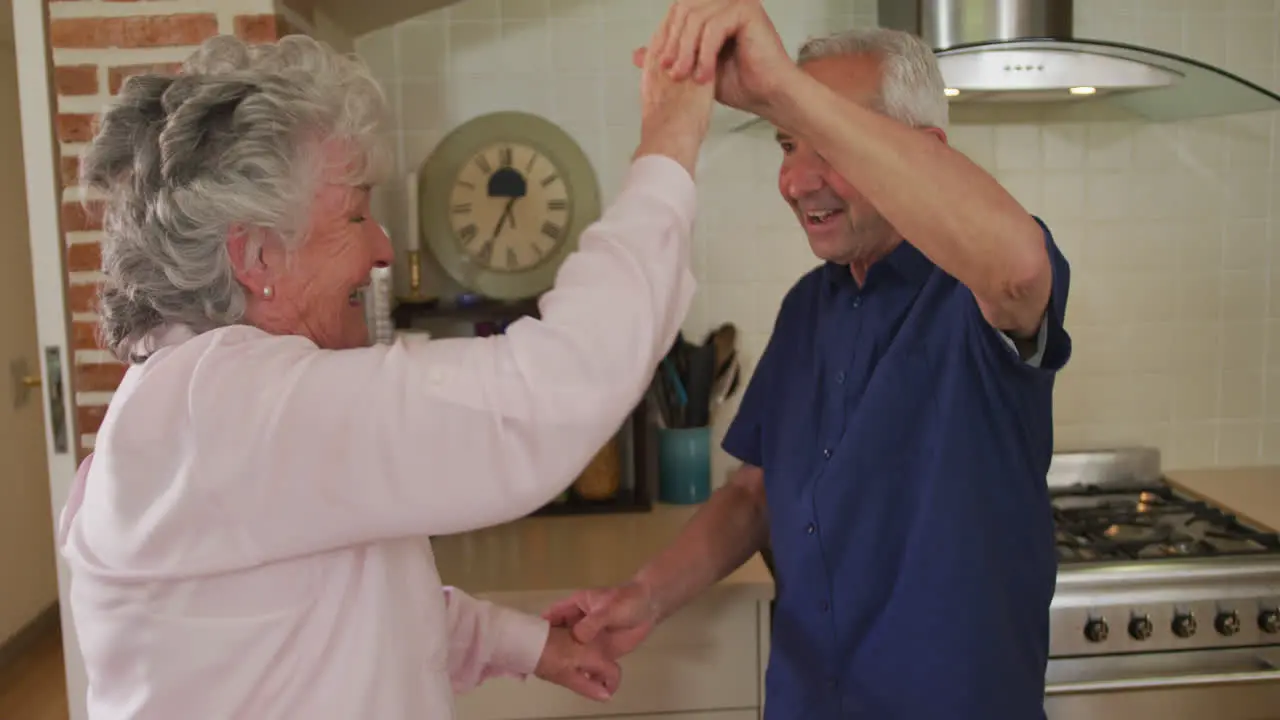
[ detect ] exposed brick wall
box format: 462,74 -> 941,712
106,62 -> 183,94
48,0 -> 316,460
235,14 -> 302,43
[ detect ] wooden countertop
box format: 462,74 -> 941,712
431,470 -> 1273,604
432,505 -> 775,604
1165,467 -> 1280,532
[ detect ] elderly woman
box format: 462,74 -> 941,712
56,30 -> 714,719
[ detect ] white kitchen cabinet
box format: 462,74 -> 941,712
432,508 -> 774,720
454,594 -> 769,720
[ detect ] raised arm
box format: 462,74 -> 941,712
180,154 -> 697,558
100,51 -> 719,563
649,0 -> 1052,337
765,73 -> 1051,336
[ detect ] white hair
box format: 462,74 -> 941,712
797,28 -> 949,131
81,34 -> 392,361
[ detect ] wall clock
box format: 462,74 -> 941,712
418,111 -> 601,300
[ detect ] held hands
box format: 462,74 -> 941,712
635,0 -> 797,119
534,625 -> 622,702
543,581 -> 660,660
635,14 -> 717,174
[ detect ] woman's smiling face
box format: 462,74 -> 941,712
233,142 -> 395,350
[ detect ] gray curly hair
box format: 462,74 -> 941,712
798,28 -> 949,131
81,34 -> 392,361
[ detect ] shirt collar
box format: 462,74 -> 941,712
822,240 -> 934,294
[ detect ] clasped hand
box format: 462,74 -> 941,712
536,583 -> 659,702
543,581 -> 661,661
636,0 -> 799,120
533,625 -> 621,702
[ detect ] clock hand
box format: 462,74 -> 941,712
490,198 -> 516,239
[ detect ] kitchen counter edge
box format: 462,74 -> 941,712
431,504 -> 776,605
1165,466 -> 1280,533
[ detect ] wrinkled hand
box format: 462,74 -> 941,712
534,626 -> 622,702
635,14 -> 717,173
543,582 -> 660,660
633,0 -> 797,118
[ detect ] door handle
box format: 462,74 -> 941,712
9,357 -> 41,408
9,350 -> 69,454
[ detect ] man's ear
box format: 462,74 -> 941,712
922,126 -> 948,145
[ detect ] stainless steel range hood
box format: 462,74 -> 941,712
877,0 -> 1280,121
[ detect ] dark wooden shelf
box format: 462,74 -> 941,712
530,488 -> 652,517
391,295 -> 541,328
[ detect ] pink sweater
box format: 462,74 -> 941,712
57,155 -> 697,719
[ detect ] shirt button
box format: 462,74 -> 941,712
806,522 -> 816,535
851,296 -> 862,308
820,601 -> 830,612
835,371 -> 845,384
823,447 -> 832,459
826,678 -> 838,689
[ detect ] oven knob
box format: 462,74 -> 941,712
1083,618 -> 1109,643
1214,611 -> 1241,637
1172,613 -> 1197,638
1260,609 -> 1280,634
1127,615 -> 1153,641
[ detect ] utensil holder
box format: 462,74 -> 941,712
658,426 -> 711,504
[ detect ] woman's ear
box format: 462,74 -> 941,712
226,224 -> 285,292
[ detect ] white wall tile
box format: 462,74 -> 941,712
500,0 -> 548,21
449,0 -> 499,22
995,124 -> 1042,170
498,20 -> 550,73
394,22 -> 448,77
1042,124 -> 1088,169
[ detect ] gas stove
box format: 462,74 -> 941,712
1053,481 -> 1280,565
1047,449 -> 1280,657
1044,449 -> 1280,718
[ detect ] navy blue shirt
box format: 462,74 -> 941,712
723,220 -> 1070,720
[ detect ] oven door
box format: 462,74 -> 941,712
1045,647 -> 1280,720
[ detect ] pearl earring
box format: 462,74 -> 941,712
261,286 -> 274,300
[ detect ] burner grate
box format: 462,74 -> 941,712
1051,482 -> 1280,563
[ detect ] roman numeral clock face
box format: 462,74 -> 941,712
420,111 -> 601,301
448,143 -> 570,273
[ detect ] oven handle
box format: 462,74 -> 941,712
1045,668 -> 1280,696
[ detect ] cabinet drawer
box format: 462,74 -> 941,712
455,592 -> 763,720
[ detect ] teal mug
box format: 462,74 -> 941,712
658,426 -> 711,504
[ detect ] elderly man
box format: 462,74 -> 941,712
545,1 -> 1071,718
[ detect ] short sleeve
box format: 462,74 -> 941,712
996,308 -> 1049,367
969,216 -> 1071,375
722,302 -> 791,467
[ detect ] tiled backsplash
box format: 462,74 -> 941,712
356,0 -> 1280,475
